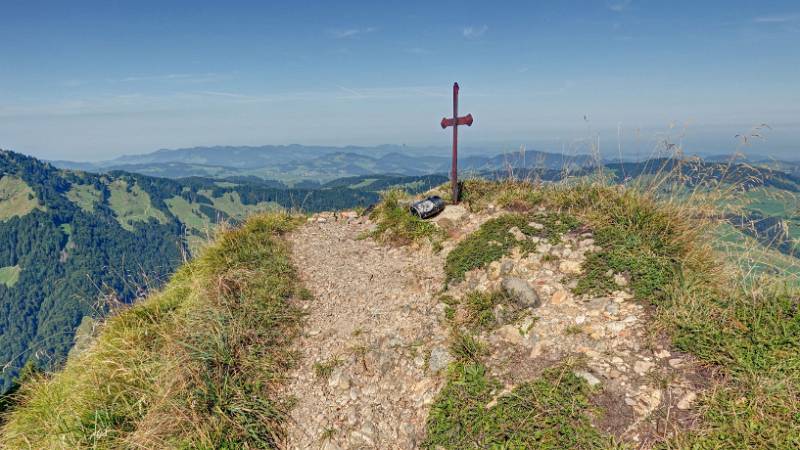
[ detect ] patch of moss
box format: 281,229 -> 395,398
423,363 -> 618,449
574,223 -> 677,303
444,212 -> 580,282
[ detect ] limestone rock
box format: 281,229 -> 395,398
574,370 -> 601,387
501,277 -> 541,308
428,346 -> 453,373
559,260 -> 583,274
677,391 -> 697,410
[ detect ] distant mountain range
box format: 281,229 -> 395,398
50,145 -> 599,185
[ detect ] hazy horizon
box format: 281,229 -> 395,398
2,0 -> 798,161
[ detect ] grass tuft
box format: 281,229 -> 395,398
0,213 -> 304,449
369,188 -> 444,247
423,362 -> 619,449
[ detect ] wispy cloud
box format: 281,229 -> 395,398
462,25 -> 488,39
330,27 -> 377,39
607,0 -> 631,12
113,73 -> 230,83
754,13 -> 800,23
0,85 -> 448,118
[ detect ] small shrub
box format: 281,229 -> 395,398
449,331 -> 485,364
313,357 -> 342,380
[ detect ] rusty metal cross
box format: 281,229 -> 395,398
440,82 -> 473,204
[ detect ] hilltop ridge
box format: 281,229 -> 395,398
1,180 -> 798,448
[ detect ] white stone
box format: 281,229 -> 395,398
559,260 -> 583,274
574,370 -> 601,387
677,391 -> 697,410
633,360 -> 655,376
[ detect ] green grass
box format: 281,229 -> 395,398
107,179 -> 168,231
444,212 -> 580,282
423,362 -> 619,449
456,180 -> 800,447
0,265 -> 21,287
369,189 -> 445,246
0,213 -> 305,448
313,357 -> 342,380
199,190 -> 281,220
66,183 -> 102,213
0,175 -> 42,221
573,225 -> 677,302
165,195 -> 213,231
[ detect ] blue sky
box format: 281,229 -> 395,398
1,0 -> 798,161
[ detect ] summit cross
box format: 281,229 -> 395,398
440,82 -> 474,204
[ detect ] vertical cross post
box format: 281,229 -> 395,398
451,83 -> 459,203
440,82 -> 473,204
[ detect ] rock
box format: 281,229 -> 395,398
668,358 -> 684,368
654,349 -> 671,359
575,315 -> 586,325
633,360 -> 655,376
501,277 -> 542,308
500,260 -> 515,275
322,441 -> 342,450
328,368 -> 350,391
436,204 -> 468,222
508,226 -> 526,241
574,370 -> 601,387
497,324 -> 524,345
559,260 -> 583,274
607,321 -> 626,334
351,423 -> 376,446
605,302 -> 620,315
528,221 -> 545,230
428,346 -> 453,373
613,273 -> 629,287
638,388 -> 663,415
436,217 -> 454,230
550,289 -> 569,305
677,391 -> 697,410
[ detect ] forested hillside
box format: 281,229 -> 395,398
0,150 -> 381,393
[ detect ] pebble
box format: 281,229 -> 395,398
677,391 -> 697,410
574,370 -> 602,387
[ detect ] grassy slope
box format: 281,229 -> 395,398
65,183 -> 102,213
415,179 -> 800,448
0,214 -> 304,448
0,265 -> 21,287
0,175 -> 42,221
107,179 -> 168,231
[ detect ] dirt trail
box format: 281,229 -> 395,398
284,217 -> 449,449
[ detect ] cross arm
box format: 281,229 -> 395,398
440,113 -> 474,129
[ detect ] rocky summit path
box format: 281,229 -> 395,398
283,207 -> 707,449
284,215 -> 449,449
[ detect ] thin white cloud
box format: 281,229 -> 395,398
607,0 -> 631,12
0,85 -> 448,118
330,27 -> 377,39
462,25 -> 488,39
114,73 -> 230,83
754,13 -> 800,23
